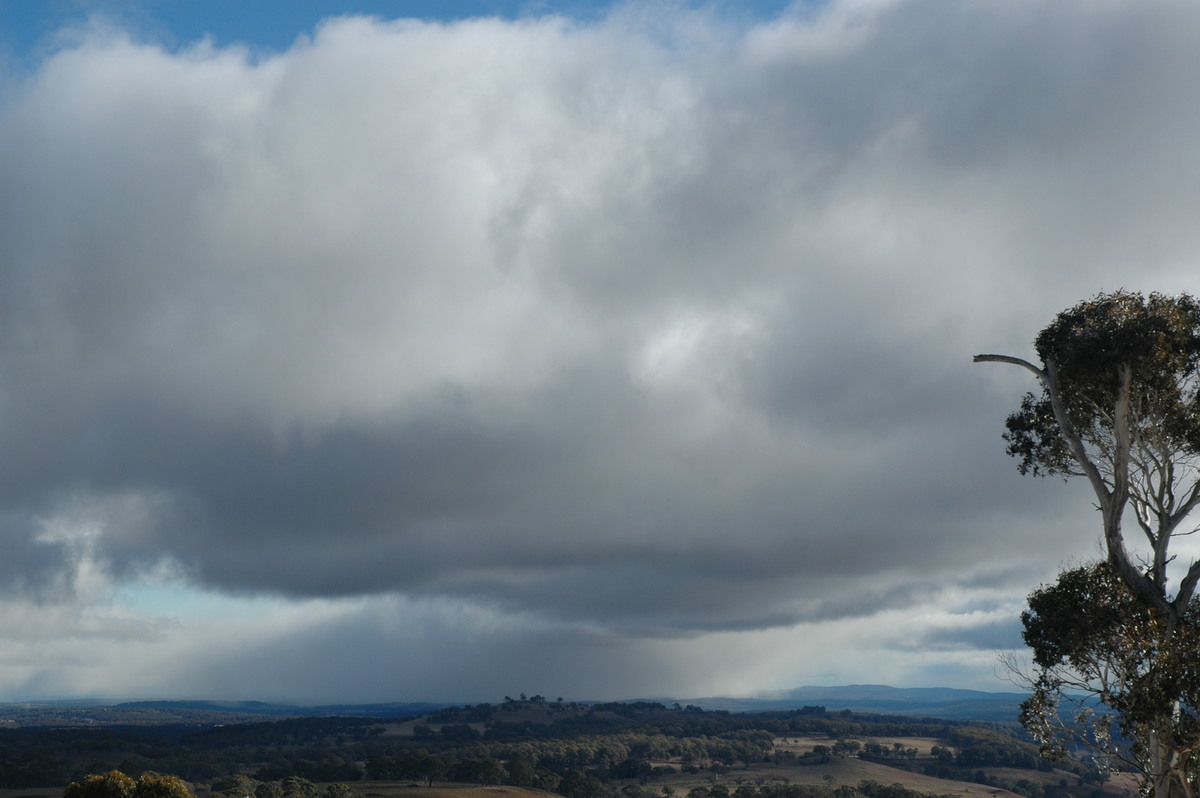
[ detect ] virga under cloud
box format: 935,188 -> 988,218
0,0 -> 1195,701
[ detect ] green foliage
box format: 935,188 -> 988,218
849,781 -> 958,798
279,776 -> 317,798
12,701 -> 1067,797
65,771 -> 193,798
1022,563 -> 1143,673
1021,562 -> 1200,776
453,757 -> 507,785
941,727 -> 1043,769
322,784 -> 360,798
983,290 -> 1200,798
212,774 -> 257,797
253,782 -> 282,798
133,774 -> 193,798
65,771 -> 136,798
1003,291 -> 1200,477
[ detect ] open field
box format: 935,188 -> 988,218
356,786 -> 551,798
771,736 -> 945,756
656,759 -> 1026,796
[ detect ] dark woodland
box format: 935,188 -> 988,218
0,697 -> 1122,798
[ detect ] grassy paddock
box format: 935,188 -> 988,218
355,786 -> 550,798
659,759 -> 1021,796
771,737 -> 946,756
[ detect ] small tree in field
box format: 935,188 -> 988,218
133,774 -> 193,798
65,771 -> 136,798
978,290 -> 1200,798
65,772 -> 192,798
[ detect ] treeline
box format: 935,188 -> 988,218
363,728 -> 776,790
0,699 -> 1068,792
420,701 -> 997,743
210,772 -> 964,798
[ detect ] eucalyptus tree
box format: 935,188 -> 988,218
64,772 -> 194,798
977,290 -> 1200,798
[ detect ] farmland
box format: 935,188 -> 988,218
0,699 -> 1136,798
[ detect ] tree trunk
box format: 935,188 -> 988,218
1149,730 -> 1176,798
1147,709 -> 1195,798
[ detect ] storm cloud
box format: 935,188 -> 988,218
0,0 -> 1193,700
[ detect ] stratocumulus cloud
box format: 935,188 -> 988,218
0,0 -> 1195,701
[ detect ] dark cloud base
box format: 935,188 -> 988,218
0,0 -> 1192,699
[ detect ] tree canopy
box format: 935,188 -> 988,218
65,772 -> 193,798
1020,562 -> 1200,774
977,291 -> 1200,619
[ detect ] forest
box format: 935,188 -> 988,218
0,697 -> 1125,798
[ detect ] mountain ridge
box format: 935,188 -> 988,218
0,685 -> 1029,725
667,684 -> 1028,721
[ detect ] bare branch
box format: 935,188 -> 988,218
973,353 -> 1047,380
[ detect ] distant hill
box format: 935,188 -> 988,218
114,699 -> 450,718
0,686 -> 1027,727
669,684 -> 1029,722
0,699 -> 451,727
111,687 -> 1030,724
0,693 -> 1120,797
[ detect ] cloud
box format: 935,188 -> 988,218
0,0 -> 1197,699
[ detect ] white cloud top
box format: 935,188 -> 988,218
0,0 -> 1194,701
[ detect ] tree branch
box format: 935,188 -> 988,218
1176,559 -> 1200,612
973,354 -> 1047,379
977,355 -> 1170,616
1042,359 -> 1115,508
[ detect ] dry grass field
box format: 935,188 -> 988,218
770,737 -> 945,756
643,758 -> 1026,798
355,786 -> 551,798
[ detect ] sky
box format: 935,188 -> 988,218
0,0 -> 1196,705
